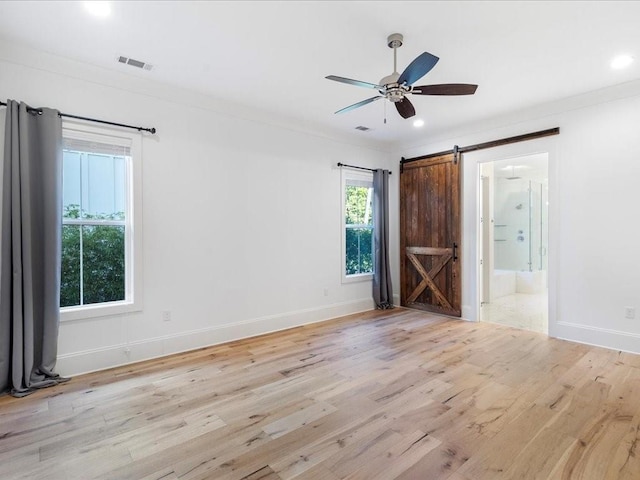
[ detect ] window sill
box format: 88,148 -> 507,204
342,273 -> 373,284
61,300 -> 142,322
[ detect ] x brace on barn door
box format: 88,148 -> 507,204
405,246 -> 457,309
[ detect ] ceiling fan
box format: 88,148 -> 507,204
326,33 -> 478,119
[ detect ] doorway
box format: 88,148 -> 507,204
479,153 -> 549,333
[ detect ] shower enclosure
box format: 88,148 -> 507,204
493,177 -> 548,274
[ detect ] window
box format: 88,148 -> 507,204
341,170 -> 374,282
60,124 -> 142,320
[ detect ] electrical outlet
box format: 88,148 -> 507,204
123,347 -> 131,356
162,310 -> 171,322
323,288 -> 329,297
625,307 -> 636,319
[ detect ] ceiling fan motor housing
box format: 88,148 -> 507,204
381,85 -> 408,102
379,73 -> 410,102
379,72 -> 400,85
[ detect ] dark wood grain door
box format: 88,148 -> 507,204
400,153 -> 461,316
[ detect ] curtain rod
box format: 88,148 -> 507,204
0,101 -> 156,134
337,162 -> 392,175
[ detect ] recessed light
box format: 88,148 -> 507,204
413,119 -> 425,128
611,54 -> 633,70
84,1 -> 111,18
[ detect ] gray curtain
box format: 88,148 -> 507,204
372,169 -> 393,309
1,100 -> 66,397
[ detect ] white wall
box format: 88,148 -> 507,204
395,81 -> 640,354
4,40 -> 640,375
0,42 -> 394,376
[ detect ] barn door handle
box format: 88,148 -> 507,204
453,243 -> 458,261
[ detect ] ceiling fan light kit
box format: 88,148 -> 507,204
326,33 -> 478,120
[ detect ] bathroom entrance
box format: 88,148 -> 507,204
479,153 -> 549,333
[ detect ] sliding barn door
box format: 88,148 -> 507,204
400,153 -> 461,316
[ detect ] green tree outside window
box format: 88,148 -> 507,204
345,184 -> 374,275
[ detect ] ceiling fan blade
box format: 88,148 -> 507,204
335,96 -> 383,114
397,52 -> 439,86
411,84 -> 478,96
326,75 -> 382,89
395,97 -> 416,119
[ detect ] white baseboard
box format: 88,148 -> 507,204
461,304 -> 476,322
56,297 -> 376,377
553,321 -> 640,355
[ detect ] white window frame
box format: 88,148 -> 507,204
60,122 -> 143,321
341,169 -> 374,284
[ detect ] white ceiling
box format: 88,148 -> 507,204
1,1 -> 640,147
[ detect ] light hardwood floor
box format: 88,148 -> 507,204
1,308 -> 640,479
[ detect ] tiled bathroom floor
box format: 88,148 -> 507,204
481,292 -> 548,334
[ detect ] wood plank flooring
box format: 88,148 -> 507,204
1,308 -> 640,479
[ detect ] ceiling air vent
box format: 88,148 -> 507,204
355,126 -> 371,131
117,55 -> 153,71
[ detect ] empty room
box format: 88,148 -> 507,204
1,1 -> 640,479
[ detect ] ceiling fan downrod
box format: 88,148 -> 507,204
387,33 -> 403,74
380,33 -> 407,103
